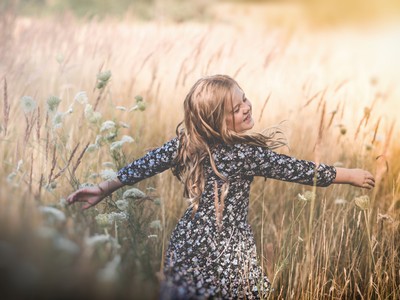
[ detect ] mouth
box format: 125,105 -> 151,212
244,113 -> 252,123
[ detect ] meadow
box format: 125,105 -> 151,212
0,2 -> 399,299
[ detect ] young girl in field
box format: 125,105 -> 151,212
67,75 -> 375,299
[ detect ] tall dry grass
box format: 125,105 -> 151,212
0,6 -> 399,299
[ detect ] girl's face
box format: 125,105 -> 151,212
225,85 -> 254,133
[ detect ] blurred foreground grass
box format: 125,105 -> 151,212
0,3 -> 400,299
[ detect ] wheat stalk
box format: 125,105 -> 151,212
47,144 -> 57,183
3,76 -> 10,136
71,142 -> 90,176
258,92 -> 271,123
52,142 -> 81,181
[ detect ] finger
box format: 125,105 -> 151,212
67,188 -> 92,204
67,193 -> 85,205
363,181 -> 374,189
366,175 -> 375,181
67,192 -> 78,205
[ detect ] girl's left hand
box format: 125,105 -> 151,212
350,169 -> 375,189
334,167 -> 375,189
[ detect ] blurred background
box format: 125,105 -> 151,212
2,0 -> 400,23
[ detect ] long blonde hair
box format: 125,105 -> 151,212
172,75 -> 286,213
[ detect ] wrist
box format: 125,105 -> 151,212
333,167 -> 354,185
98,178 -> 124,195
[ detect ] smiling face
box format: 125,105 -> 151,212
225,85 -> 254,133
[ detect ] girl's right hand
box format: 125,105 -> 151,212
66,186 -> 108,210
66,178 -> 124,210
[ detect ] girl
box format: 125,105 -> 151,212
67,75 -> 375,299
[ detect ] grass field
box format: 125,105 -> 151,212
0,2 -> 399,299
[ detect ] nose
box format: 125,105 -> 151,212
243,103 -> 251,113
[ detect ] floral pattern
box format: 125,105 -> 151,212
117,138 -> 336,299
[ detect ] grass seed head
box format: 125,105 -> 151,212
354,195 -> 370,210
97,70 -> 112,82
20,96 -> 36,113
46,95 -> 62,114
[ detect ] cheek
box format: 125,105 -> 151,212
225,118 -> 233,130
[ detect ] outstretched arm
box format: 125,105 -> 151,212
242,144 -> 375,189
67,137 -> 178,210
333,167 -> 375,189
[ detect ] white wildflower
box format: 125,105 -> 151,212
110,141 -> 123,152
297,191 -> 314,202
97,70 -> 112,82
86,143 -> 99,153
16,160 -> 23,172
46,95 -> 62,114
121,135 -> 134,143
109,211 -> 128,222
119,121 -> 130,128
116,106 -> 126,111
95,212 -> 128,226
20,96 -> 36,113
52,112 -> 64,128
6,172 -> 16,184
97,255 -> 121,283
110,135 -> 134,152
54,237 -> 80,254
116,199 -> 129,211
95,135 -> 104,147
85,234 -> 110,246
102,162 -> 115,168
95,213 -> 111,227
85,234 -> 120,249
36,226 -> 58,239
89,173 -> 99,179
39,206 -> 66,222
123,188 -> 146,200
334,198 -> 348,205
84,104 -> 102,124
100,169 -> 117,180
149,220 -> 162,230
100,120 -> 116,132
105,132 -> 117,141
74,91 -> 88,105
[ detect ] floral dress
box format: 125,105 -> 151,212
117,138 -> 336,299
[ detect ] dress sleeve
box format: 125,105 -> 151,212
117,137 -> 178,185
242,144 -> 336,187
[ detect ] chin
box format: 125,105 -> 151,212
246,120 -> 255,131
